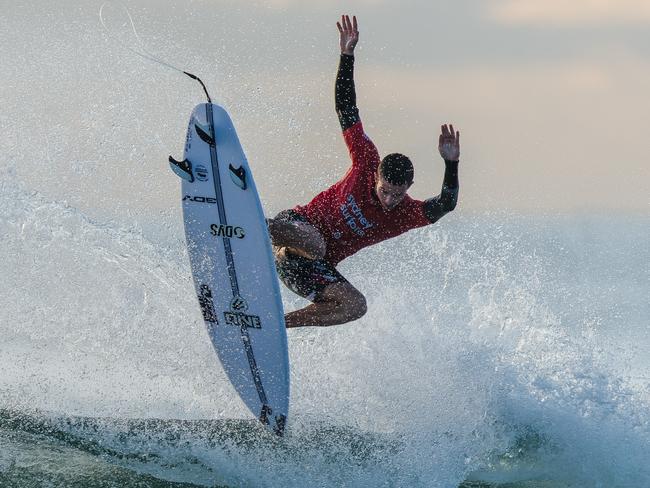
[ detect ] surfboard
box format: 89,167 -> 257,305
170,103 -> 289,436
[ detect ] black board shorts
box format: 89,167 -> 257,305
272,209 -> 348,302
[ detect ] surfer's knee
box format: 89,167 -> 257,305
267,218 -> 325,259
348,291 -> 368,320
304,233 -> 326,260
266,217 -> 281,241
291,222 -> 325,260
319,283 -> 367,322
341,287 -> 367,321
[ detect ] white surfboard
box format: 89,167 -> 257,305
170,103 -> 289,436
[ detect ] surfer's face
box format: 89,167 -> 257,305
375,174 -> 411,211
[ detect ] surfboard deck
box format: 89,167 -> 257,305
170,103 -> 289,436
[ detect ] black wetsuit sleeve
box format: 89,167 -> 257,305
423,160 -> 459,223
335,54 -> 360,131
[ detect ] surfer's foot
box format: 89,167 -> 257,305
273,245 -> 286,260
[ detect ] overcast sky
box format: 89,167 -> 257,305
2,0 -> 649,216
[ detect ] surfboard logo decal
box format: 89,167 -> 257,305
195,122 -> 215,146
224,311 -> 262,329
197,284 -> 219,324
230,296 -> 249,312
228,164 -> 247,190
183,195 -> 217,204
210,224 -> 246,239
195,165 -> 209,181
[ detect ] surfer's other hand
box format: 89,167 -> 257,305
438,124 -> 460,162
337,15 -> 359,55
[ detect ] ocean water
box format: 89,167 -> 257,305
1,179 -> 648,487
2,2 -> 649,486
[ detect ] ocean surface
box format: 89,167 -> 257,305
2,2 -> 649,486
1,178 -> 648,487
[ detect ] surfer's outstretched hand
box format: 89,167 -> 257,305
337,15 -> 359,55
439,124 -> 460,162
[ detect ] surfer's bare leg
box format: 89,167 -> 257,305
285,282 -> 367,328
267,218 -> 326,260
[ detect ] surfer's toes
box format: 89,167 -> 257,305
273,246 -> 287,261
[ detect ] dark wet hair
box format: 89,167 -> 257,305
379,153 -> 414,186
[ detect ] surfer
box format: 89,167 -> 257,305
267,14 -> 460,328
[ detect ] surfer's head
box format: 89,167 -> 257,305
375,153 -> 413,211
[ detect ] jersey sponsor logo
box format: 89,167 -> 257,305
224,311 -> 262,329
183,195 -> 217,204
195,165 -> 209,181
197,284 -> 218,323
340,194 -> 374,237
228,164 -> 247,190
210,224 -> 245,239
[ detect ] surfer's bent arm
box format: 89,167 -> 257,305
335,54 -> 360,131
424,124 -> 460,223
423,160 -> 459,223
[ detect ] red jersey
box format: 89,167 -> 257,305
294,121 -> 431,266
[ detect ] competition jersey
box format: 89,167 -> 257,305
294,121 -> 431,266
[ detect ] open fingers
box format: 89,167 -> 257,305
340,14 -> 357,34
441,124 -> 460,143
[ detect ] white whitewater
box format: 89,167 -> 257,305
1,180 -> 648,486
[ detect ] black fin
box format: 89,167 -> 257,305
195,123 -> 214,146
168,156 -> 194,182
228,164 -> 247,190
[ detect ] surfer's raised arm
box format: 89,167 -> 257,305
335,15 -> 360,131
423,124 -> 460,223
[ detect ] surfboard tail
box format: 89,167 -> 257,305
259,404 -> 287,436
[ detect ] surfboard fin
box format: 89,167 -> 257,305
228,164 -> 247,190
169,156 -> 194,183
194,123 -> 215,146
